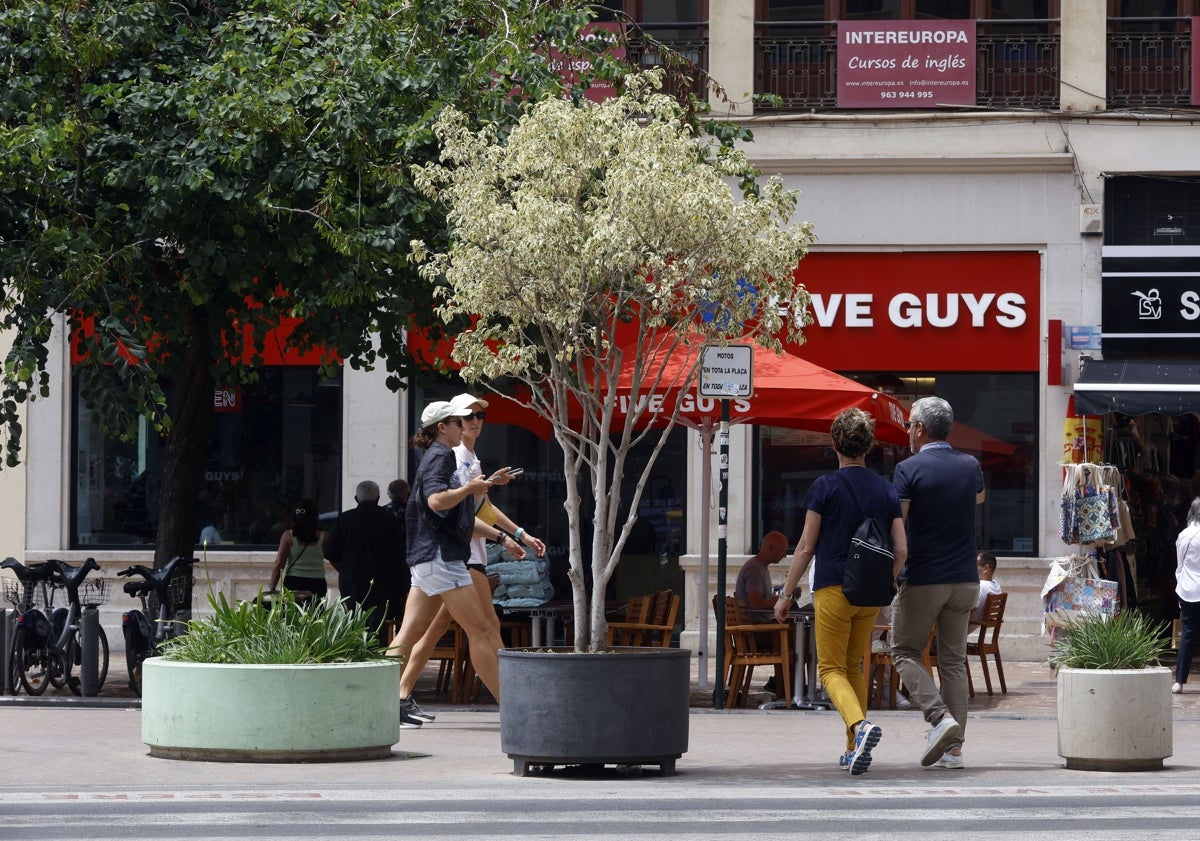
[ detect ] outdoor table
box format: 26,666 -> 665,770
501,600 -> 573,647
758,606 -> 832,711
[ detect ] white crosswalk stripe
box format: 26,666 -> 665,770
5,785 -> 1200,840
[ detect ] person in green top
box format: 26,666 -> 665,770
268,499 -> 329,601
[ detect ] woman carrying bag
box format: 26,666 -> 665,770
267,498 -> 329,603
774,408 -> 907,776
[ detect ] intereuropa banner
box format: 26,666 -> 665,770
837,20 -> 976,109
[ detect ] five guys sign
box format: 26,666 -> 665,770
787,252 -> 1041,372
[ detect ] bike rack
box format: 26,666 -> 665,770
79,608 -> 100,697
1,608 -> 14,695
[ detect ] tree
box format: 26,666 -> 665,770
0,0 -> 594,565
414,72 -> 816,650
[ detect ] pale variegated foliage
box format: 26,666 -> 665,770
413,73 -> 815,650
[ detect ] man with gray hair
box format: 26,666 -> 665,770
325,479 -> 409,646
891,396 -> 984,770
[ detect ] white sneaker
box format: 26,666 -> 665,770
1172,682 -> 1183,694
932,750 -> 964,769
921,716 -> 962,766
894,693 -> 911,709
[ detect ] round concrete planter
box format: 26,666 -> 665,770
499,647 -> 690,776
1057,666 -> 1173,771
142,658 -> 401,762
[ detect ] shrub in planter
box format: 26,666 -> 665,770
143,591 -> 401,762
1053,610 -> 1173,771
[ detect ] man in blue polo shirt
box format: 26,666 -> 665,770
891,396 -> 984,770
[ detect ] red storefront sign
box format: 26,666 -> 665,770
837,20 -> 976,109
546,22 -> 626,104
788,251 -> 1040,372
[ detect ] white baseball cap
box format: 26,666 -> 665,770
420,400 -> 473,428
449,392 -> 490,412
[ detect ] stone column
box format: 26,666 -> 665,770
707,0 -> 755,116
1059,0 -> 1106,112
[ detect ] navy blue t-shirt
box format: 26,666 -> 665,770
406,441 -> 472,565
892,442 -> 983,586
804,466 -> 902,592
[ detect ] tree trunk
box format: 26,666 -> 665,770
154,310 -> 215,569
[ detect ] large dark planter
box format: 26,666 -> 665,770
499,647 -> 690,776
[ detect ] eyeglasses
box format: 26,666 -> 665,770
903,421 -> 913,430
463,411 -> 488,421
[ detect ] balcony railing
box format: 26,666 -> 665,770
751,22 -> 1059,111
626,23 -> 709,103
1108,21 -> 1192,108
624,20 -> 1194,113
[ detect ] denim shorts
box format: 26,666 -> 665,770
411,557 -> 473,597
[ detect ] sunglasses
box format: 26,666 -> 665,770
463,411 -> 488,421
904,420 -> 919,430
442,417 -> 464,427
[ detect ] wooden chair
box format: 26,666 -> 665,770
715,596 -> 793,708
605,590 -> 679,647
865,625 -> 936,710
967,592 -> 1008,696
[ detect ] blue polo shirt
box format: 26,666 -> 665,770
892,442 -> 983,586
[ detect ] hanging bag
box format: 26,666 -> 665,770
1076,465 -> 1115,545
835,473 -> 896,607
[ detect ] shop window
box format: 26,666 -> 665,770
755,372 -> 1038,556
1106,175 -> 1200,246
72,367 -> 342,548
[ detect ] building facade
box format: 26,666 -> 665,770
14,0 -> 1200,664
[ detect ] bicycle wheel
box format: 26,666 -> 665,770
13,626 -> 52,696
64,624 -> 110,697
124,627 -> 150,697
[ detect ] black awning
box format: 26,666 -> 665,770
1074,360 -> 1200,416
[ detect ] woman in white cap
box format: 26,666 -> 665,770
395,393 -> 546,726
386,399 -> 512,723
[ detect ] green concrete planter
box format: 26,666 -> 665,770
142,658 -> 401,762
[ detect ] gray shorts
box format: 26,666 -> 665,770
411,556 -> 473,596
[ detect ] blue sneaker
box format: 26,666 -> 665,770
848,721 -> 882,776
838,751 -> 854,771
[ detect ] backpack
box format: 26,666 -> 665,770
835,473 -> 896,607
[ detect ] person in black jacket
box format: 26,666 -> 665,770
324,479 -> 409,646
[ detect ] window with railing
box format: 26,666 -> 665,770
753,19 -> 1059,110
626,23 -> 710,102
1108,18 -> 1193,107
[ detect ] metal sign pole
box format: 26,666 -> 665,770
714,398 -> 731,709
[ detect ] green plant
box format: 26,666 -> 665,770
159,590 -> 389,665
1052,610 -> 1170,670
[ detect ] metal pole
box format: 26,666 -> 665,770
697,418 -> 712,690
80,608 -> 99,696
714,400 -> 731,709
1,608 -> 14,695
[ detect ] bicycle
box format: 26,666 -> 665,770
1,557 -> 110,696
118,555 -> 196,696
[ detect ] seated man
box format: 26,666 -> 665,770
735,531 -> 789,622
971,550 -> 1002,625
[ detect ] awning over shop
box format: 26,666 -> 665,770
1074,360 -> 1200,416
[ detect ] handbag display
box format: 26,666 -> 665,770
835,473 -> 896,607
